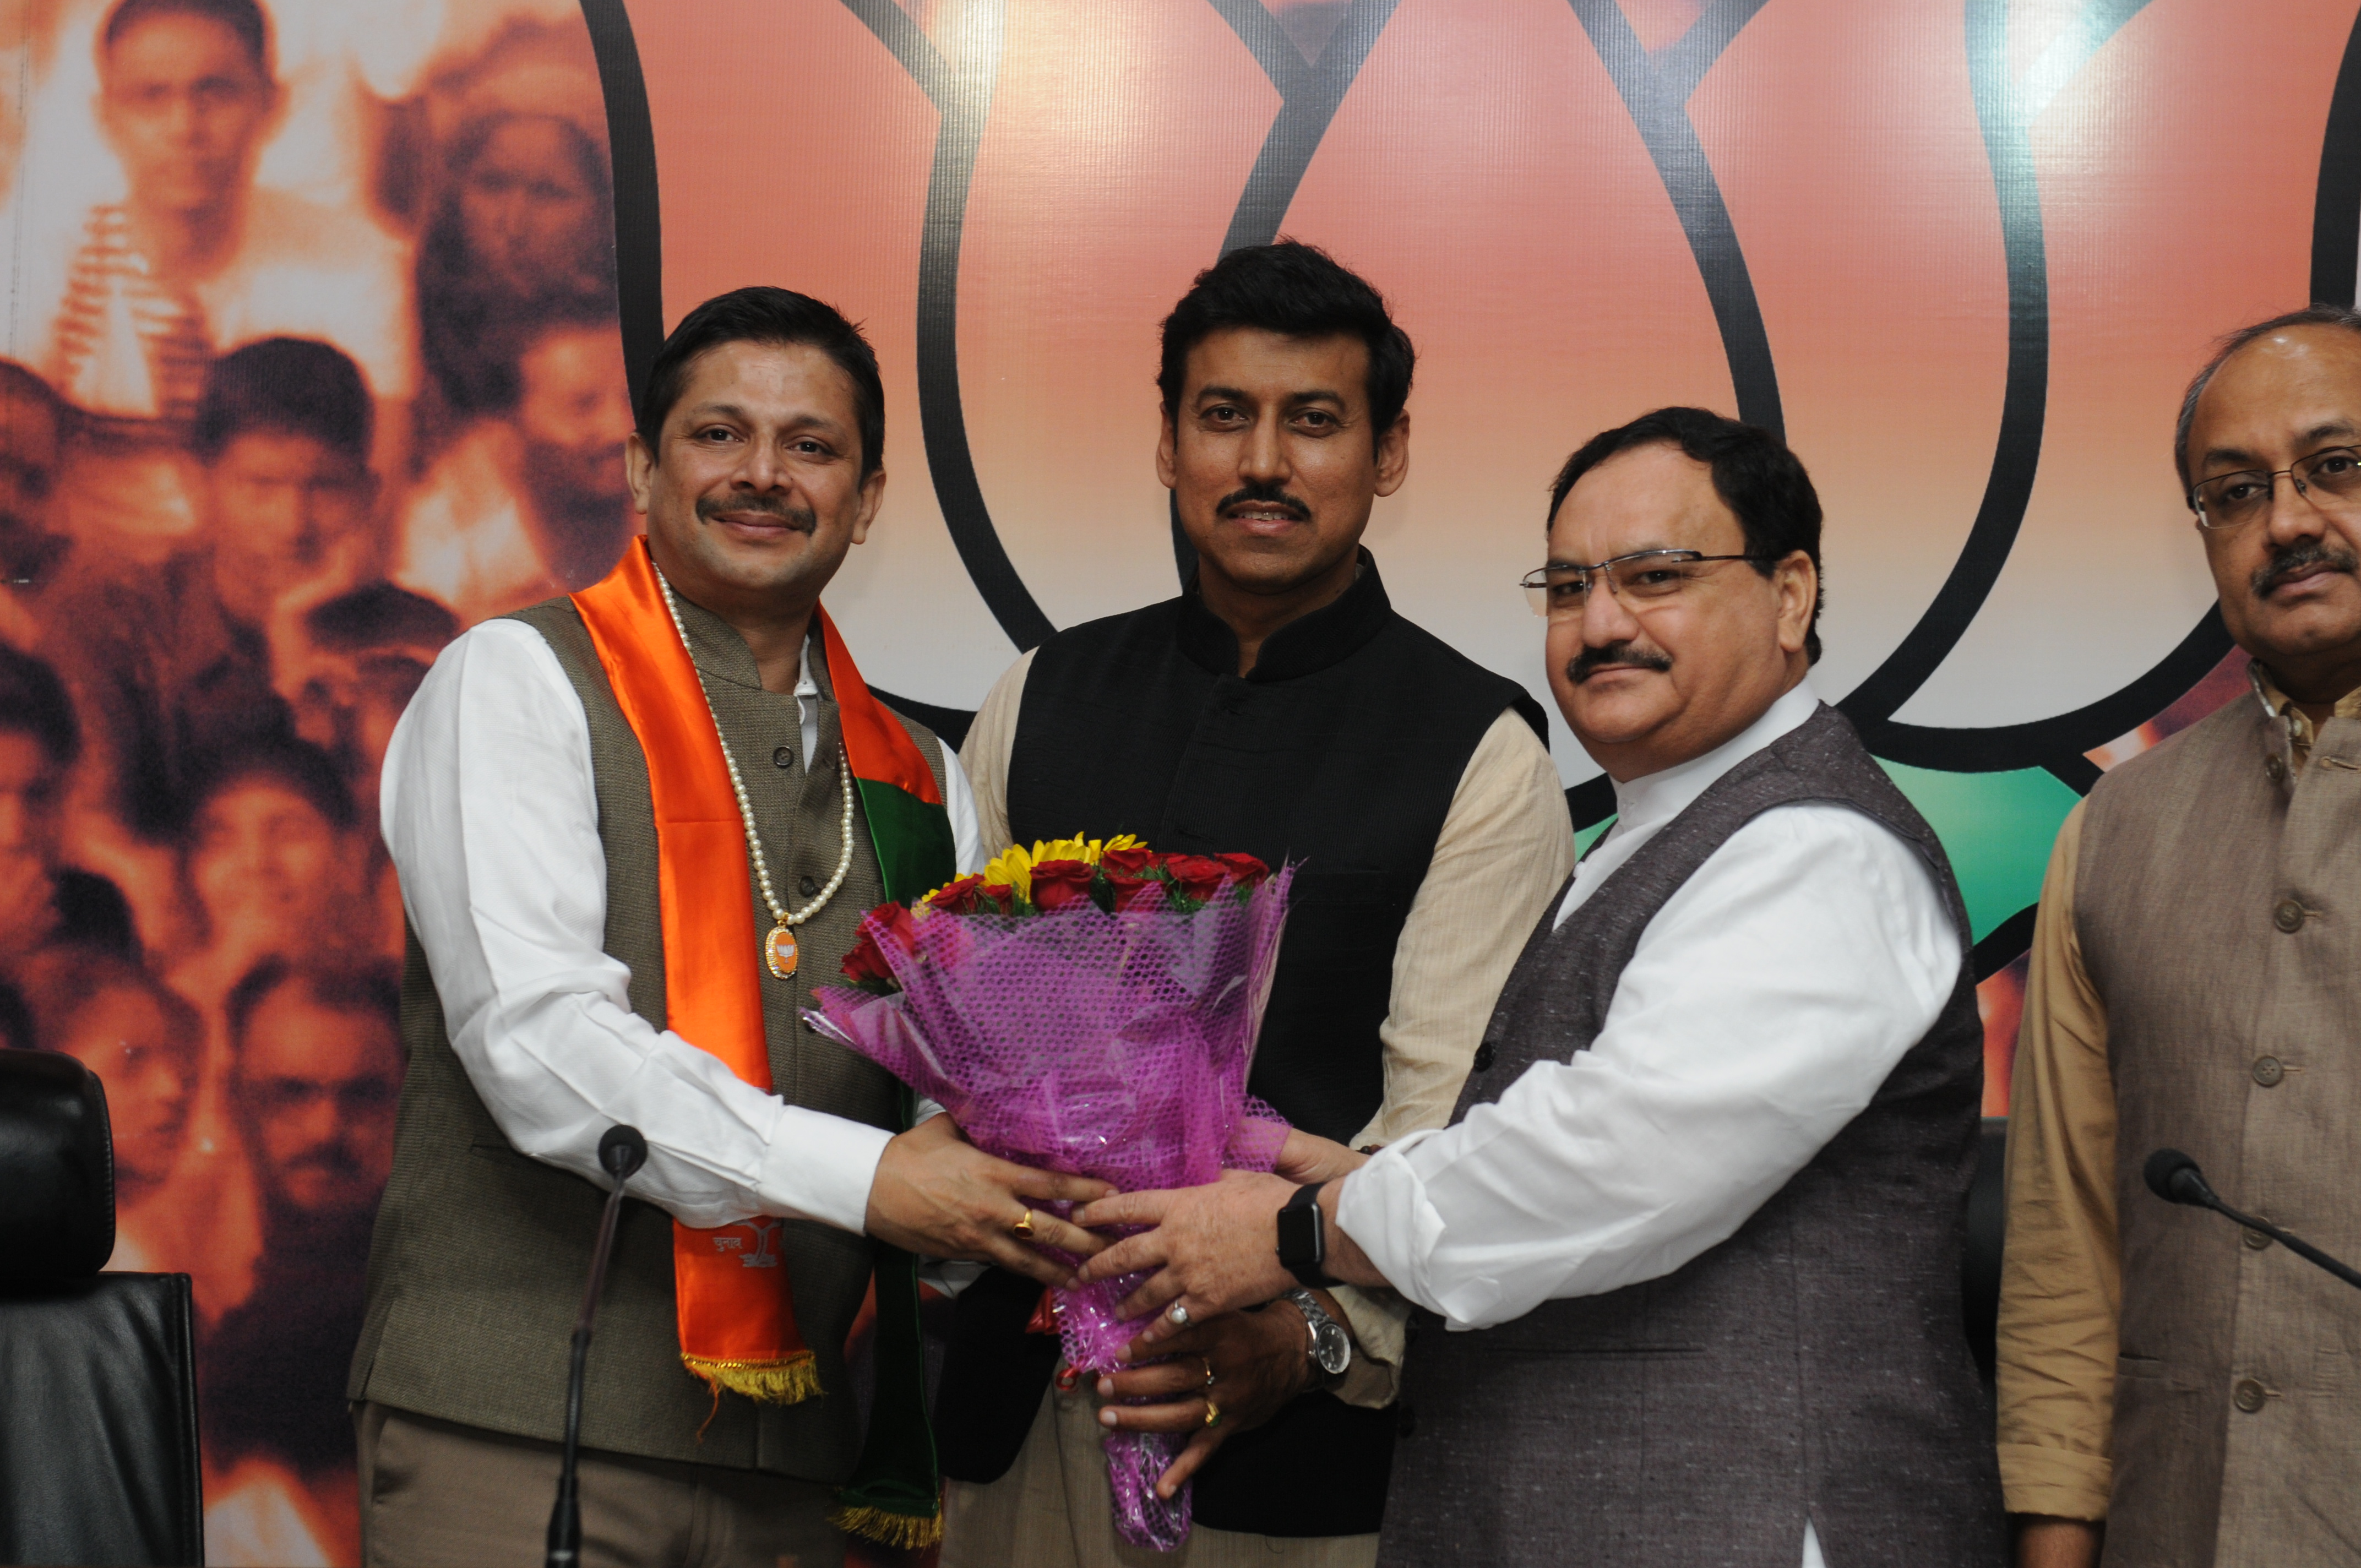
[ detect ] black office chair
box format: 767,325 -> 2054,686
1961,1115 -> 2008,1389
0,1050 -> 205,1566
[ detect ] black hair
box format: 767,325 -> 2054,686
0,359 -> 66,426
194,337 -> 373,465
25,950 -> 199,1055
101,0 -> 270,76
1157,241 -> 1415,436
518,293 -> 625,367
0,643 -> 80,766
636,287 -> 884,478
224,955 -> 399,1054
2174,304 -> 2361,489
304,581 -> 458,655
1547,406 -> 1826,664
182,738 -> 356,834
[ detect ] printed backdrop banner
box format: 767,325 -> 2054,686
0,0 -> 2354,1561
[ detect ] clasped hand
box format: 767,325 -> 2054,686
1092,1297 -> 1327,1498
1069,1130 -> 1370,1349
863,1113 -> 1112,1286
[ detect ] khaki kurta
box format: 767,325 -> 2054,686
1997,669 -> 2361,1528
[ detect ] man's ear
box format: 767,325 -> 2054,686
849,464 -> 886,546
1374,411 -> 1411,498
1773,549 -> 1817,656
624,431 -> 655,516
1155,409 -> 1178,491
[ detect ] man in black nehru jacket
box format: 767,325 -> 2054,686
938,242 -> 1575,1565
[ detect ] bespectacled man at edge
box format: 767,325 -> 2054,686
2001,308 -> 2361,1567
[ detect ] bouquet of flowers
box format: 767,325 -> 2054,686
803,835 -> 1293,1550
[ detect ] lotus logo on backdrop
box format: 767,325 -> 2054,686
637,0 -> 2360,1011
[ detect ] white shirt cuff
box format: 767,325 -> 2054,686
761,1106 -> 893,1233
1335,1128 -> 1478,1326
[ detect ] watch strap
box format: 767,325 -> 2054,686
1276,1181 -> 1332,1288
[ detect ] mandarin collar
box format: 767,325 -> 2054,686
1607,678 -> 1823,836
1174,548 -> 1393,682
673,593 -> 830,701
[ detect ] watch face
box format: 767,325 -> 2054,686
1314,1321 -> 1351,1378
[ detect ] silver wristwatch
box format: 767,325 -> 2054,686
1284,1287 -> 1351,1387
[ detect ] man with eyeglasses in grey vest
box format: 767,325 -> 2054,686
2000,308 -> 2361,1567
1075,405 -> 2007,1565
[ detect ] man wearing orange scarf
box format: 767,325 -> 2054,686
352,288 -> 1108,1567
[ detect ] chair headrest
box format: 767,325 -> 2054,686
0,1050 -> 115,1279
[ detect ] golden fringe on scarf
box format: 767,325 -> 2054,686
828,1502 -> 945,1550
682,1351 -> 823,1404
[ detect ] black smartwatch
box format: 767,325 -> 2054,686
1276,1182 -> 1332,1288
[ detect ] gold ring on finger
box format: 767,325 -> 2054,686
1012,1208 -> 1035,1240
1201,1357 -> 1216,1390
1204,1398 -> 1221,1428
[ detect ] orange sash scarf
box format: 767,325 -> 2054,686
570,540 -> 817,1402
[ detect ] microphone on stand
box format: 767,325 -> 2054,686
546,1125 -> 649,1568
2144,1148 -> 2361,1293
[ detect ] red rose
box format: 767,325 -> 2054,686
840,923 -> 895,986
1030,858 -> 1098,912
1211,852 -> 1269,890
1104,871 -> 1166,911
877,902 -> 922,954
1099,846 -> 1157,878
926,874 -> 988,914
1162,853 -> 1228,906
979,881 -> 1018,914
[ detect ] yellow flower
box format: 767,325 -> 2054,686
980,843 -> 1035,901
978,833 -> 1151,903
1033,831 -> 1144,866
1028,837 -> 1087,867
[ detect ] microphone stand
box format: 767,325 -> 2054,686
2145,1147 -> 2361,1293
546,1126 -> 648,1568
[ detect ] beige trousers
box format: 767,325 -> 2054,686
942,1381 -> 1379,1568
355,1402 -> 846,1568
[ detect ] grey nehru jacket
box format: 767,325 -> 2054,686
1377,704 -> 2004,1567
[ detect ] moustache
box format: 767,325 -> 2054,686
279,1144 -> 365,1181
1215,481 -> 1312,522
1569,640 -> 1674,684
697,492 -> 817,532
2251,539 -> 2361,598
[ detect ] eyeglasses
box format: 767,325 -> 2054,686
1520,550 -> 1763,619
2188,445 -> 2361,531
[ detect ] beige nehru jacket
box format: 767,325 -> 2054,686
962,649 -> 1579,1405
1995,671 -> 2361,1520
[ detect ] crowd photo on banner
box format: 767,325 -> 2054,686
0,0 -> 626,1559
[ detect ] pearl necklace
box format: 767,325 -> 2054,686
653,568 -> 856,980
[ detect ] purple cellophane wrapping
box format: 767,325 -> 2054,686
803,869 -> 1293,1550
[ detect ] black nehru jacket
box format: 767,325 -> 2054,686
933,552 -> 1546,1537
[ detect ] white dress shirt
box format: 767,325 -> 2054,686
382,617 -> 983,1236
1336,678 -> 1961,1329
